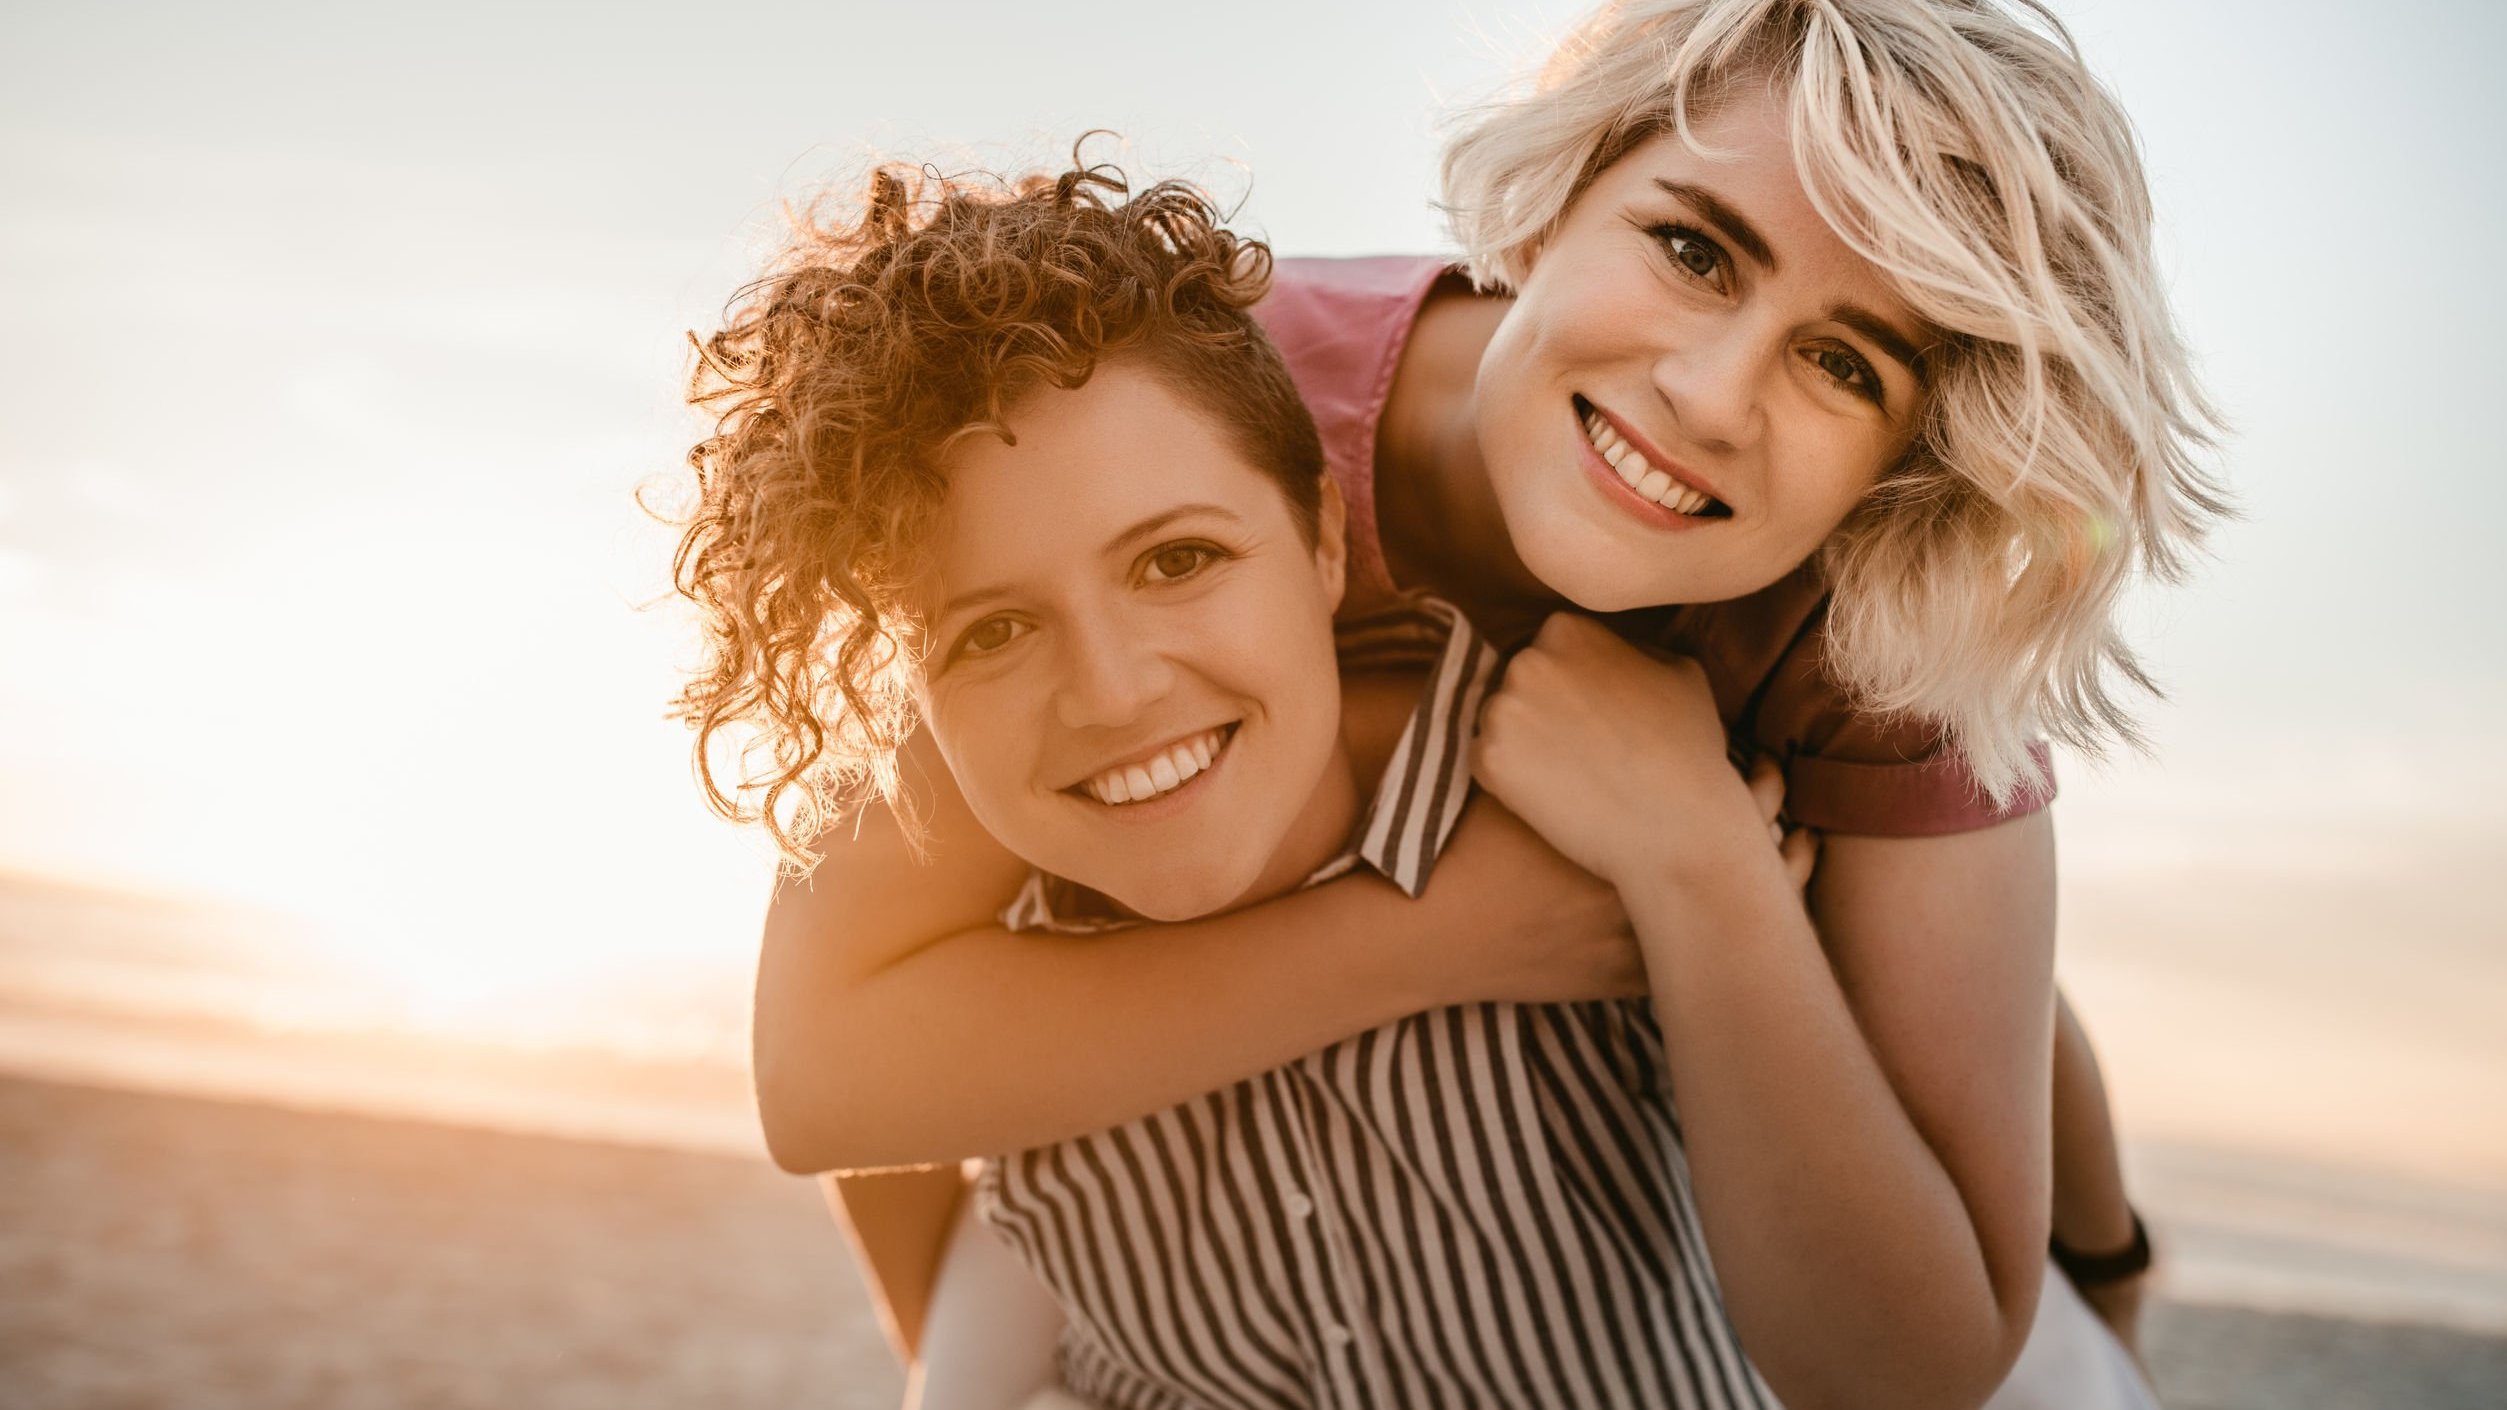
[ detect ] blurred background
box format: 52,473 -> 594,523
1,0 -> 2501,1405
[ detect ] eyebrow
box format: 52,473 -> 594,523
937,502 -> 1246,621
1653,179 -> 1776,272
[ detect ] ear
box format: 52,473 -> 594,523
1311,476 -> 1348,613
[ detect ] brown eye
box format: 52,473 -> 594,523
1810,346 -> 1884,405
1649,224 -> 1727,286
956,616 -> 1026,658
1142,543 -> 1217,584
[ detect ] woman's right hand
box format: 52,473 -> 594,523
1417,762 -> 1815,1010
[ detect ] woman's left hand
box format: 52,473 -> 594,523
1471,613 -> 1779,893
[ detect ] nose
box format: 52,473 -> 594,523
1051,606 -> 1176,730
1653,316 -> 1773,452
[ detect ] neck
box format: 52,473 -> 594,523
1375,282 -> 1562,641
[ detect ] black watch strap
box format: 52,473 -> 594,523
2050,1210 -> 2151,1288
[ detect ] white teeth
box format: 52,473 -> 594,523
1081,728 -> 1230,806
1580,407 -> 1720,517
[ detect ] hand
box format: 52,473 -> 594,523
1744,754 -> 1822,892
1472,613 -> 1772,892
1411,796 -> 1647,1007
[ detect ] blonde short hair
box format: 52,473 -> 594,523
1442,0 -> 2229,802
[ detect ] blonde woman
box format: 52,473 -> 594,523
687,1 -> 2221,1405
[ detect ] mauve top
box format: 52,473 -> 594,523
1254,255 -> 2052,838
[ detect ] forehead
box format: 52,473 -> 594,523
924,364 -> 1281,594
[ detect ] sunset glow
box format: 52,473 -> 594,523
1,0 -> 2502,1351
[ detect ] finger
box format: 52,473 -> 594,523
1745,757 -> 1786,827
1781,826 -> 1821,891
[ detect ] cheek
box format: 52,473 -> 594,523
1474,317 -> 1535,420
1228,593 -> 1340,730
929,690 -> 1029,807
1773,423 -> 1896,535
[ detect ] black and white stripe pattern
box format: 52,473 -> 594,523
980,598 -> 1779,1410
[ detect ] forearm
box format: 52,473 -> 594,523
1464,620 -> 2052,1406
757,872 -> 1440,1173
2050,990 -> 2137,1252
1622,843 -> 2043,1410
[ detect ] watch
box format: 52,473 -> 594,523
2050,1210 -> 2152,1288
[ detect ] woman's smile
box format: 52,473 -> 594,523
1572,394 -> 1732,528
1063,722 -> 1240,812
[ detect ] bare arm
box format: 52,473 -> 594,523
755,728 -> 1639,1174
1475,618 -> 2053,1410
1617,814 -> 2056,1410
2050,992 -> 2147,1355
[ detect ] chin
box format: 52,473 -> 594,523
1513,512 -> 1802,612
1509,521 -> 1675,612
1097,860 -> 1263,925
1528,559 -> 1663,613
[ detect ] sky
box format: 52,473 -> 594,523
1,1 -> 2503,1182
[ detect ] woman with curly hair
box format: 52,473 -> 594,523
681,2 -> 2220,1405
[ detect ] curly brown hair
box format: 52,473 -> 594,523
671,155 -> 1323,870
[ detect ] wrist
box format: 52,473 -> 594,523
2051,1195 -> 2141,1258
1604,787 -> 1776,896
1618,827 -> 1802,945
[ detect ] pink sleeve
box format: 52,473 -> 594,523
1254,257 -> 1453,613
1784,741 -> 2054,837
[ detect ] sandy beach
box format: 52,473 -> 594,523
3,1074 -> 2500,1409
0,1074 -> 901,1410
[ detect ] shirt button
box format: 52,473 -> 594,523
1324,1323 -> 1354,1348
1285,1191 -> 1315,1220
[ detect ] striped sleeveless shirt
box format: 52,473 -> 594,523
979,598 -> 1781,1410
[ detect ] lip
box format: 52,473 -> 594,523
1056,722 -> 1239,820
1575,398 -> 1730,531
